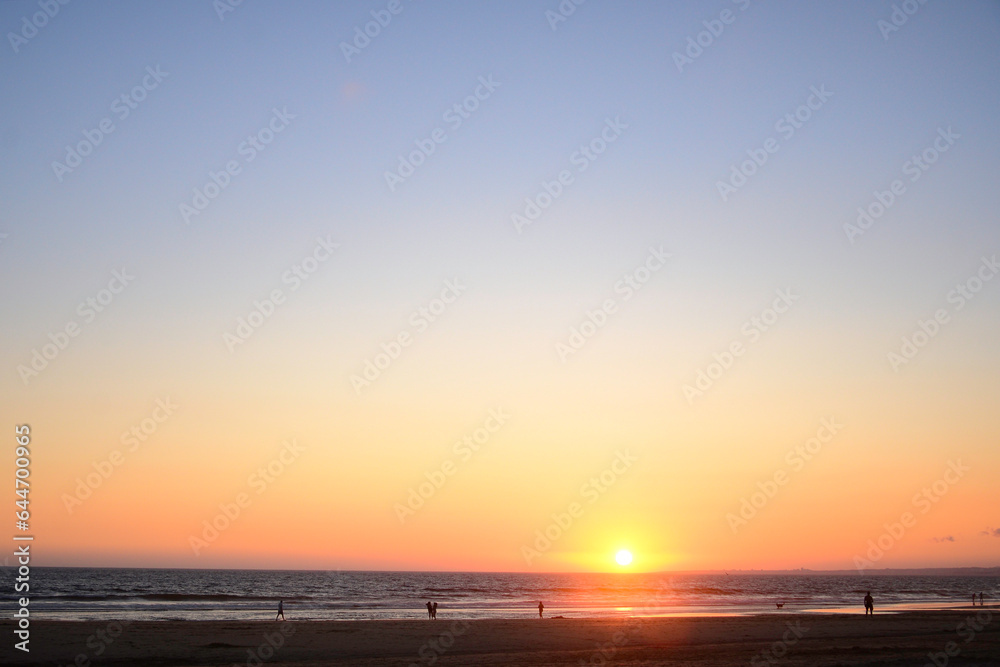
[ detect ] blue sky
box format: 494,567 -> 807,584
2,1 -> 999,570
3,1 -> 997,335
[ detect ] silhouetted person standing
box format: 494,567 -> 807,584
980,592 -> 985,606
973,594 -> 978,606
426,601 -> 433,619
432,601 -> 438,619
276,600 -> 285,621
864,591 -> 873,615
538,601 -> 544,618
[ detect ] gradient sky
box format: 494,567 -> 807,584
1,0 -> 998,572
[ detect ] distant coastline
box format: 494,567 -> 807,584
27,564 -> 1000,576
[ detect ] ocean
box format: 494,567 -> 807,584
13,568 -> 999,622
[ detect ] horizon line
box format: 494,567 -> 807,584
31,564 -> 1000,575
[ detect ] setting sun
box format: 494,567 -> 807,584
3,1 -> 1000,664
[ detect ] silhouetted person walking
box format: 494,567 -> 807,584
973,594 -> 978,606
980,592 -> 985,606
538,601 -> 544,618
276,600 -> 285,621
864,591 -> 873,615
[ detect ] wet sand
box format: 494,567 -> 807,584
4,609 -> 998,666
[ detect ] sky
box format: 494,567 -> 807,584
1,0 -> 998,573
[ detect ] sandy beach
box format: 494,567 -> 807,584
5,609 -> 998,666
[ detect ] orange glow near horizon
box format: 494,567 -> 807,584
3,0 -> 1000,581
22,380 -> 999,573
